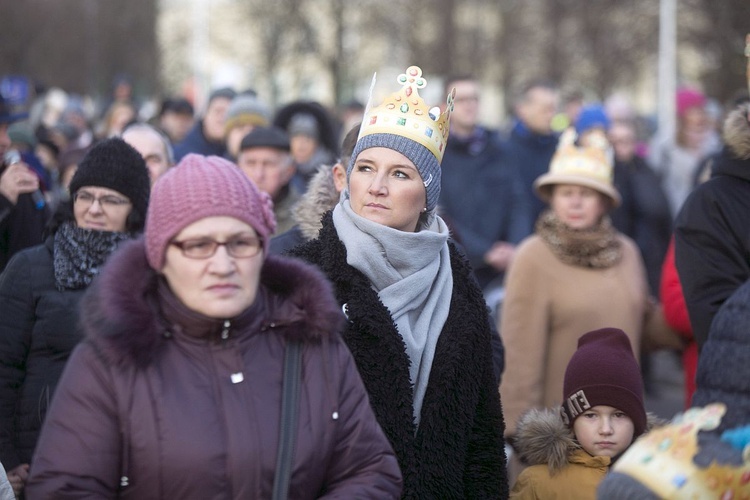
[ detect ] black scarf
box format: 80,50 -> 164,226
536,210 -> 622,269
53,221 -> 132,291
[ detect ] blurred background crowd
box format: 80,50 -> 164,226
1,0 -> 750,497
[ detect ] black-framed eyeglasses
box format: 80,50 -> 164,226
74,190 -> 131,209
170,236 -> 263,259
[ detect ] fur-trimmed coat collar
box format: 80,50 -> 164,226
713,103 -> 750,182
723,102 -> 750,161
535,211 -> 622,269
291,165 -> 340,240
514,408 -> 665,474
514,408 -> 581,474
80,238 -> 344,367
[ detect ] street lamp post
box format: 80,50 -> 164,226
657,0 -> 676,144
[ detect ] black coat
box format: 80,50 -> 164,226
674,147 -> 750,348
289,212 -> 508,499
0,191 -> 47,273
610,156 -> 672,296
0,238 -> 85,469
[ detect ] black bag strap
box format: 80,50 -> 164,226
272,340 -> 302,500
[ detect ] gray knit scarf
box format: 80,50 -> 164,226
53,221 -> 132,291
333,200 -> 453,427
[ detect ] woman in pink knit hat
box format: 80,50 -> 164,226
26,154 -> 402,499
648,87 -> 721,217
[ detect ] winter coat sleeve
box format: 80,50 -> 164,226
0,461 -> 14,500
317,338 -> 402,498
660,238 -> 693,338
463,332 -> 509,499
0,194 -> 47,272
25,342 -> 122,499
499,239 -> 551,436
0,251 -> 35,469
674,184 -> 750,348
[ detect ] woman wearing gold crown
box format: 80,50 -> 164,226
289,66 -> 508,498
499,129 -> 663,459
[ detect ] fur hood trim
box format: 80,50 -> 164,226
514,408 -> 578,474
80,238 -> 345,367
513,408 -> 668,474
723,103 -> 750,160
292,165 -> 340,241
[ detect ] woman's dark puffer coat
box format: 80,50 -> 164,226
26,239 -> 402,499
0,238 -> 85,470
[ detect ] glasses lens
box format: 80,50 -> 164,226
181,239 -> 217,258
100,196 -> 128,208
75,192 -> 94,204
226,237 -> 261,257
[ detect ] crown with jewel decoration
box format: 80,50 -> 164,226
534,128 -> 621,207
358,66 -> 455,164
611,404 -> 750,498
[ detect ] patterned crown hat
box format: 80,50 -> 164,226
347,66 -> 456,212
609,404 -> 750,498
358,66 -> 455,164
533,128 -> 621,207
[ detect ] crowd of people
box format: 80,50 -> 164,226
0,53 -> 749,498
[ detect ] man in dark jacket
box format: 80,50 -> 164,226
0,95 -> 47,272
439,75 -> 532,298
505,80 -> 560,223
173,87 -> 235,161
675,102 -> 750,349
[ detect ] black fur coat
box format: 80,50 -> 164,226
290,212 -> 508,499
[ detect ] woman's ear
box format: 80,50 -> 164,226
332,163 -> 347,193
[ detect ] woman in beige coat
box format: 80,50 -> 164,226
499,130 -> 654,441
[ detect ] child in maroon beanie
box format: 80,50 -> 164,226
510,327 -> 647,499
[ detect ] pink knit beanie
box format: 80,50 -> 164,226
145,154 -> 276,270
676,87 -> 706,118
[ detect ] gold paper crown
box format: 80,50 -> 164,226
613,404 -> 750,499
358,66 -> 455,163
534,128 -> 621,206
549,128 -> 613,183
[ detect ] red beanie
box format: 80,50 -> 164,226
145,154 -> 276,270
561,328 -> 647,437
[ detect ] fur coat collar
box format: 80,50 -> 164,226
291,165 -> 340,241
513,408 -> 583,474
80,238 -> 344,368
514,408 -> 665,474
536,211 -> 622,269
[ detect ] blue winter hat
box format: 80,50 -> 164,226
0,94 -> 28,124
575,105 -> 610,136
348,132 -> 441,212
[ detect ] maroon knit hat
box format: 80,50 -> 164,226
145,154 -> 276,270
561,328 -> 647,437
